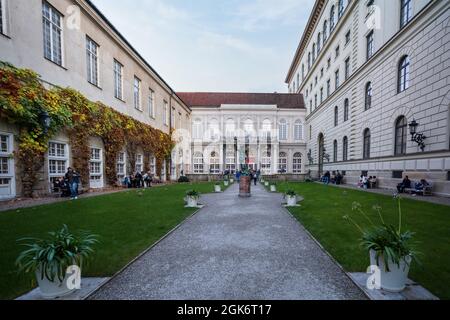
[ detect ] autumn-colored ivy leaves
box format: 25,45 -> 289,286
0,62 -> 173,197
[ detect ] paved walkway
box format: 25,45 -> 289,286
89,183 -> 366,300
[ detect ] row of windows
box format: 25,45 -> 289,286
325,115 -> 410,163
192,119 -> 305,141
40,2 -> 173,126
192,152 -> 303,174
291,0 -> 413,95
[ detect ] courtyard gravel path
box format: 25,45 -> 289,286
89,183 -> 366,300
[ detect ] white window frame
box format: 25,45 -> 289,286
163,101 -> 169,126
293,153 -> 302,174
279,120 -> 288,141
193,152 -> 204,174
209,152 -> 220,174
0,0 -> 8,36
0,132 -> 15,199
261,152 -> 272,175
86,36 -> 99,87
113,59 -> 123,100
150,156 -> 156,175
225,150 -> 236,173
278,152 -> 288,174
294,121 -> 303,141
42,1 -> 64,66
117,151 -> 126,178
48,141 -> 69,188
149,89 -> 155,118
135,154 -> 143,173
89,147 -> 103,188
134,76 -> 142,111
171,107 -> 175,128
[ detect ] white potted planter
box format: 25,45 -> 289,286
35,268 -> 76,299
224,181 -> 229,187
286,195 -> 297,206
370,250 -> 412,292
214,184 -> 222,193
230,179 -> 234,184
270,184 -> 277,192
16,225 -> 98,299
185,190 -> 200,207
264,181 -> 269,187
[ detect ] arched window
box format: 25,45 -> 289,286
333,140 -> 338,162
279,119 -> 288,141
398,55 -> 410,93
344,99 -> 349,121
308,52 -> 311,70
330,5 -> 336,32
193,119 -> 203,139
262,119 -> 272,139
317,33 -> 322,53
293,153 -> 302,173
363,129 -> 371,159
365,82 -> 372,110
294,120 -> 303,141
301,64 -> 305,80
225,119 -> 235,139
343,136 -> 348,161
261,151 -> 272,174
395,116 -> 408,155
323,20 -> 328,44
278,152 -> 287,174
312,43 -> 316,62
209,151 -> 220,174
193,152 -> 204,173
334,106 -> 339,127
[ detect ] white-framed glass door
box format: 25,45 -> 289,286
0,133 -> 15,199
89,147 -> 103,188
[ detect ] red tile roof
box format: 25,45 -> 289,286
177,92 -> 305,109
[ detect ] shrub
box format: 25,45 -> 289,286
178,176 -> 190,183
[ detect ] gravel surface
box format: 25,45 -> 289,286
90,183 -> 366,300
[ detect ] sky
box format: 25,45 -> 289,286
91,0 -> 314,93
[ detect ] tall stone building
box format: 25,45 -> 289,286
286,0 -> 450,196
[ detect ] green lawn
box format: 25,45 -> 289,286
0,182 -> 224,300
278,182 -> 450,300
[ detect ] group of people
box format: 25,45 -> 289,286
123,171 -> 153,189
397,176 -> 431,196
232,169 -> 261,186
52,167 -> 81,200
357,175 -> 378,189
321,171 -> 344,185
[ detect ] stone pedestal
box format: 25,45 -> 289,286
239,176 -> 251,197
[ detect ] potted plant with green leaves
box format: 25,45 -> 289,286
214,182 -> 222,193
264,180 -> 269,187
270,182 -> 277,192
344,196 -> 419,292
284,189 -> 297,206
16,225 -> 99,299
185,190 -> 200,207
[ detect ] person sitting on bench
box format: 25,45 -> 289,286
413,179 -> 430,196
397,176 -> 411,193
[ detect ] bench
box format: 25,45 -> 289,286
402,172 -> 433,196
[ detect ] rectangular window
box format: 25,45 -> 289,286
86,37 -> 99,86
134,77 -> 141,110
0,133 -> 14,198
135,154 -> 143,173
48,142 -> 68,188
366,31 -> 374,60
163,101 -> 169,126
148,89 -> 155,118
392,171 -> 403,179
0,0 -> 6,35
113,60 -> 123,100
345,57 -> 350,80
335,45 -> 340,59
345,30 -> 351,45
314,95 -> 317,109
117,152 -> 126,177
327,79 -> 331,97
150,156 -> 156,175
0,134 -> 9,153
171,107 -> 175,128
42,2 -> 63,66
335,69 -> 340,89
400,0 -> 412,29
90,148 -> 103,188
327,58 -> 331,69
320,87 -> 323,104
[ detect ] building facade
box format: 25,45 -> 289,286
177,93 -> 307,180
286,0 -> 450,196
0,0 -> 191,199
